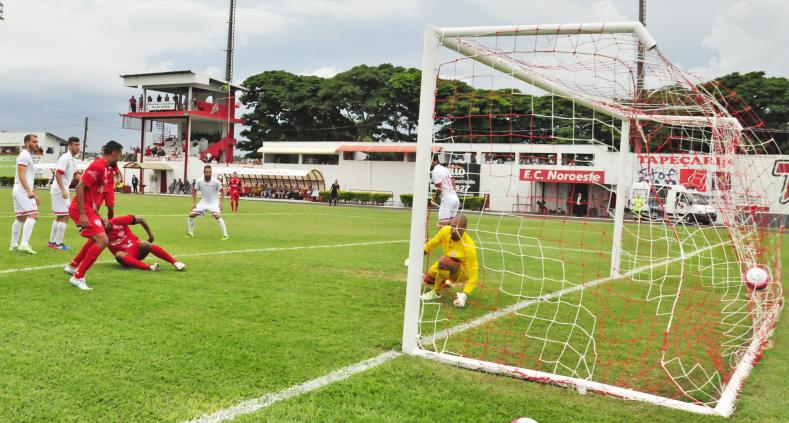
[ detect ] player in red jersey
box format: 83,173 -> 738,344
96,163 -> 118,219
63,141 -> 123,290
68,215 -> 185,272
228,172 -> 242,212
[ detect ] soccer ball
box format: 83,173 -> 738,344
744,266 -> 770,291
511,418 -> 539,423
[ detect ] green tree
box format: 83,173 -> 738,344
238,70 -> 354,156
712,71 -> 789,153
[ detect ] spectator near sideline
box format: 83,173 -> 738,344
330,179 -> 340,206
131,174 -> 139,193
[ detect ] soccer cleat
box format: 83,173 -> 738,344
221,235 -> 229,240
69,276 -> 92,291
149,263 -> 161,272
421,290 -> 441,301
57,243 -> 72,251
9,243 -> 18,251
64,264 -> 77,275
18,244 -> 36,255
48,242 -> 59,250
453,292 -> 468,308
173,262 -> 186,271
185,233 -> 194,238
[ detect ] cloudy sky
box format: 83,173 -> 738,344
0,0 -> 787,151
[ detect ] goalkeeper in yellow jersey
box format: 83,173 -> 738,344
420,215 -> 478,308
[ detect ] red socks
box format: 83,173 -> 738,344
150,244 -> 176,264
70,239 -> 94,268
75,244 -> 102,279
118,254 -> 151,271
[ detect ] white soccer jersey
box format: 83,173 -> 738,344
50,151 -> 76,195
13,149 -> 35,192
195,178 -> 222,203
431,164 -> 458,201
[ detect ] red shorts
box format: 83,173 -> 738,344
230,191 -> 240,200
120,242 -> 147,258
102,191 -> 115,208
69,206 -> 106,237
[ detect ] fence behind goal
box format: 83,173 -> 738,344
402,22 -> 784,417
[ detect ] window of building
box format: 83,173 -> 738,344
302,154 -> 339,165
367,152 -> 405,161
518,153 -> 557,165
483,152 -> 515,164
562,153 -> 594,166
264,153 -> 299,164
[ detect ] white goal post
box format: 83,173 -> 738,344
402,22 -> 783,417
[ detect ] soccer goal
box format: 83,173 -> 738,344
402,22 -> 784,417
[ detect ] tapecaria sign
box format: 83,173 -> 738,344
519,169 -> 605,184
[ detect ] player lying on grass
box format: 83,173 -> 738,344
66,215 -> 185,273
419,215 -> 478,308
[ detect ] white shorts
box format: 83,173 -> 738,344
438,195 -> 460,221
192,200 -> 221,216
51,191 -> 70,216
12,188 -> 38,217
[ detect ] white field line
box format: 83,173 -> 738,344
0,240 -> 407,275
184,350 -> 403,423
181,241 -> 731,423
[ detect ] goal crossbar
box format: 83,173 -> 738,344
437,27 -> 740,129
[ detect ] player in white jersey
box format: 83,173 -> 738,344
431,155 -> 460,226
48,137 -> 81,250
10,134 -> 41,254
186,165 -> 229,239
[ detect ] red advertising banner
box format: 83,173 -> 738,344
679,169 -> 708,192
519,169 -> 605,184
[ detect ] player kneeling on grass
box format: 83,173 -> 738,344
66,215 -> 185,273
420,215 -> 478,308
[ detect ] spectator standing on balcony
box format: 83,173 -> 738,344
156,94 -> 162,102
147,95 -> 153,104
131,174 -> 138,193
164,94 -> 170,102
330,179 -> 340,206
129,96 -> 137,113
139,94 -> 144,111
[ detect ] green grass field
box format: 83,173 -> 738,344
0,189 -> 786,422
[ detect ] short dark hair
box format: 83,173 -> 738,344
67,136 -> 80,145
23,134 -> 38,143
204,165 -> 212,170
102,140 -> 123,155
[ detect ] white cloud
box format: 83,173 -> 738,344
270,0 -> 424,21
689,0 -> 789,78
303,66 -> 340,78
463,0 -> 629,24
0,0 -> 288,96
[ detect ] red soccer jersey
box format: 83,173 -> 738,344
69,157 -> 107,213
229,177 -> 242,193
103,165 -> 117,193
107,215 -> 140,254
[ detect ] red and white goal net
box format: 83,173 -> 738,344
402,22 -> 784,416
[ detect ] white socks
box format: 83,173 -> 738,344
11,219 -> 23,246
188,217 -> 228,237
21,218 -> 36,246
50,221 -> 68,244
216,218 -> 228,237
